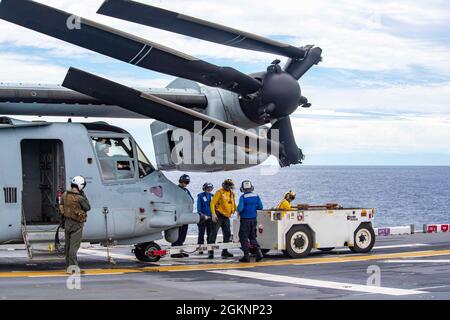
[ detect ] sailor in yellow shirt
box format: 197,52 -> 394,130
208,179 -> 236,259
277,191 -> 296,210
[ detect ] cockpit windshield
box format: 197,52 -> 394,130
91,136 -> 154,181
94,137 -> 134,158
92,137 -> 134,181
137,144 -> 155,178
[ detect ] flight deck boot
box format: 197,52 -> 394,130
255,248 -> 264,262
239,252 -> 250,263
221,249 -> 234,258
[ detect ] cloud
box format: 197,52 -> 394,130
0,53 -> 67,83
0,54 -> 172,89
127,0 -> 450,74
1,0 -> 450,75
1,0 -> 450,165
377,2 -> 450,26
11,112 -> 450,166
302,82 -> 450,116
291,114 -> 450,156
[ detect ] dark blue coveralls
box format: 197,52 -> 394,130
237,192 -> 264,254
196,191 -> 213,244
172,187 -> 194,246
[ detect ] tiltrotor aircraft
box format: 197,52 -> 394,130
0,0 -> 322,261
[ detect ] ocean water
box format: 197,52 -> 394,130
164,166 -> 450,231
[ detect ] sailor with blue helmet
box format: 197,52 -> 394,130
196,182 -> 214,254
237,180 -> 264,263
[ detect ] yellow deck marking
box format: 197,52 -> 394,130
0,248 -> 449,278
148,248 -> 450,272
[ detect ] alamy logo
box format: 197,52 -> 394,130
168,121 -> 280,166
365,7 -> 382,29
66,15 -> 81,30
66,266 -> 81,290
366,265 -> 381,287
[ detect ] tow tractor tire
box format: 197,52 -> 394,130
350,224 -> 376,254
285,225 -> 314,259
134,242 -> 162,263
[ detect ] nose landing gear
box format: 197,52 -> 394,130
133,241 -> 163,262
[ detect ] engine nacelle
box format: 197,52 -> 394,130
150,121 -> 269,172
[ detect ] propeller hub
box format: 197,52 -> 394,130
239,69 -> 302,124
260,71 -> 301,118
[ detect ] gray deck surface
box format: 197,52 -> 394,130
0,233 -> 449,300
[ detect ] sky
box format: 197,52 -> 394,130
0,0 -> 449,166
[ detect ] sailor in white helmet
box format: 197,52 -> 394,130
59,176 -> 91,272
237,180 -> 264,263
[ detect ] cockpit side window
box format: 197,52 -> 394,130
91,137 -> 136,181
137,144 -> 155,178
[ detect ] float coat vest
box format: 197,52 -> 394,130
61,191 -> 91,224
210,188 -> 236,218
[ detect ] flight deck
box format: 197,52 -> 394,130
0,232 -> 449,300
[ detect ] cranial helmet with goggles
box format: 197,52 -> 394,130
285,190 -> 296,201
179,174 -> 190,185
202,182 -> 214,191
240,180 -> 254,193
71,176 -> 87,191
222,179 -> 235,190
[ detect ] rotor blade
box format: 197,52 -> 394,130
284,47 -> 323,80
97,0 -> 307,59
0,84 -> 207,118
269,117 -> 304,167
0,84 -> 207,108
0,0 -> 261,96
62,67 -> 286,161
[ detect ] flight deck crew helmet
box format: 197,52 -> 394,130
284,191 -> 296,201
71,176 -> 87,191
179,174 -> 191,185
240,180 -> 254,193
202,182 -> 214,192
222,179 -> 235,190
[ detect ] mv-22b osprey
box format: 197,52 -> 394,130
0,0 -> 322,262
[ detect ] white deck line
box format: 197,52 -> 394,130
78,248 -> 136,261
367,243 -> 428,250
383,259 -> 450,263
322,243 -> 429,253
209,270 -> 427,296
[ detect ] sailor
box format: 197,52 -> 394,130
95,138 -> 115,180
237,180 -> 264,263
196,182 -> 214,254
171,174 -> 194,258
95,138 -> 111,157
277,191 -> 296,210
209,179 -> 236,259
59,176 -> 91,271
